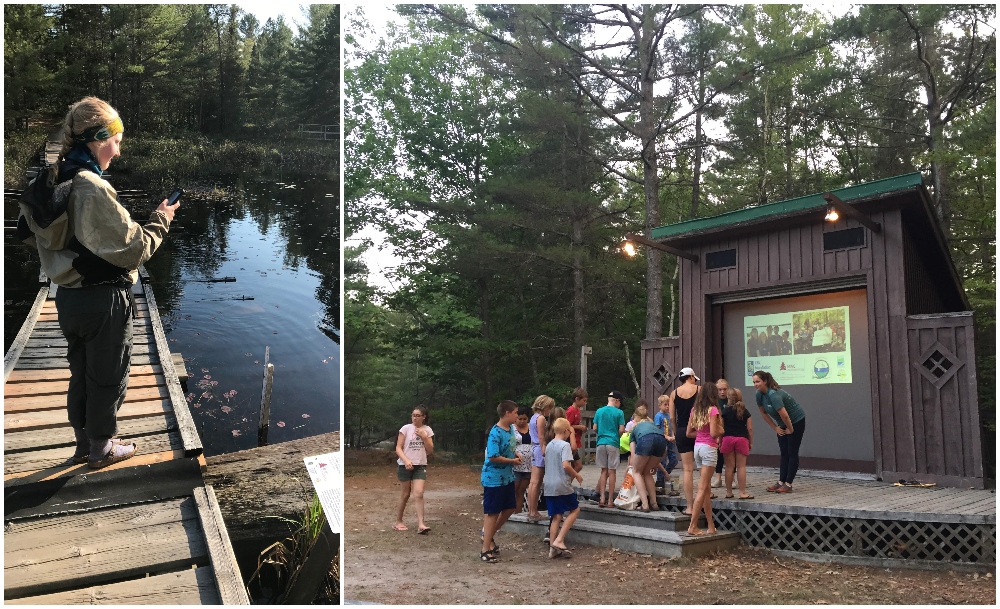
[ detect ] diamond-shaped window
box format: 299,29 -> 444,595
913,341 -> 964,389
653,364 -> 670,386
921,350 -> 953,379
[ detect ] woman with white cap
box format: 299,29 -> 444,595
667,367 -> 700,514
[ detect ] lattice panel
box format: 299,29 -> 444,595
664,504 -> 995,565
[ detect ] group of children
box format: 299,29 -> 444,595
391,373 -> 756,560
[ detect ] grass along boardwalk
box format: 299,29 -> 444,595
4,268 -> 248,604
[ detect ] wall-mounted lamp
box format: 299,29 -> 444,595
822,193 -> 881,233
623,233 -> 699,262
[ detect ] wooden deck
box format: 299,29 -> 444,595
4,269 -> 249,604
579,464 -> 995,569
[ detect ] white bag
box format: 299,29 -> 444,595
613,466 -> 642,510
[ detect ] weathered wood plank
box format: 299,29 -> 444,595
13,353 -> 159,370
7,364 -> 162,384
5,399 -> 173,432
4,449 -> 187,483
3,497 -> 209,598
4,374 -> 164,399
4,385 -> 169,413
37,309 -> 149,321
4,286 -> 49,383
139,266 -> 202,456
4,432 -> 181,474
193,486 -> 250,605
40,301 -> 148,312
18,343 -> 155,358
33,317 -> 153,331
6,566 -> 221,605
5,414 -> 176,453
26,334 -> 154,348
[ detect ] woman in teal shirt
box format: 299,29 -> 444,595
752,370 -> 806,493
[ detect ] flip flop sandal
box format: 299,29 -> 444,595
724,494 -> 735,499
548,545 -> 564,559
393,524 -> 408,531
739,494 -> 754,500
87,441 -> 137,470
527,514 -> 543,522
418,526 -> 431,534
480,551 -> 498,563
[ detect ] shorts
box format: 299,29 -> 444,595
675,433 -> 695,454
595,445 -> 620,469
397,464 -> 427,481
483,482 -> 517,514
545,493 -> 580,517
635,433 -> 667,458
513,470 -> 531,482
572,449 -> 581,462
720,436 -> 750,456
531,444 -> 544,468
693,443 -> 718,468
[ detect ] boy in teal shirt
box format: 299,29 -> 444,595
591,390 -> 626,507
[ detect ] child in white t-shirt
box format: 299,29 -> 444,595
394,406 -> 434,534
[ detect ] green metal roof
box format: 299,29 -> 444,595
651,172 -> 924,241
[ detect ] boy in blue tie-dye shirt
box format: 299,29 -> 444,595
480,400 -> 522,563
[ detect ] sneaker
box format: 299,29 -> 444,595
776,484 -> 793,493
766,482 -> 784,492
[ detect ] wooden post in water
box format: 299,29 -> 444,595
258,346 -> 274,447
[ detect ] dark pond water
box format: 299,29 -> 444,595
4,172 -> 340,456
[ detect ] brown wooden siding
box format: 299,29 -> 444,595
906,314 -> 983,484
640,337 -> 681,408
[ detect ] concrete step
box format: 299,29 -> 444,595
505,513 -> 741,559
575,502 -> 705,532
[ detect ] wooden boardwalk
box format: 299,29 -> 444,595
4,269 -> 249,604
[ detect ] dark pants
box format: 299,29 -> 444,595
56,284 -> 133,441
777,418 -> 806,484
715,449 -> 725,475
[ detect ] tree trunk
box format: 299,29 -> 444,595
639,7 -> 662,339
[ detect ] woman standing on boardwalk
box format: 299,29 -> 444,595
752,371 -> 806,493
16,96 -> 179,469
395,405 -> 434,533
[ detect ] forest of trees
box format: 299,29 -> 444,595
4,4 -> 339,137
346,5 -> 994,460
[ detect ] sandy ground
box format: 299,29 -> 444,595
344,451 -> 996,605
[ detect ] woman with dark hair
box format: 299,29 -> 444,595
17,96 -> 179,469
395,405 -> 434,533
667,367 -> 700,514
752,371 -> 806,493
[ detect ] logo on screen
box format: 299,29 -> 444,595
814,359 -> 830,379
780,362 -> 786,370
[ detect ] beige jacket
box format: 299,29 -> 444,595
19,171 -> 171,288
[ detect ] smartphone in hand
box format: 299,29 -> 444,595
167,188 -> 184,205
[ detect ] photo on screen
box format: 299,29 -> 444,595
743,306 -> 851,385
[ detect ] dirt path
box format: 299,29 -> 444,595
345,451 -> 995,605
